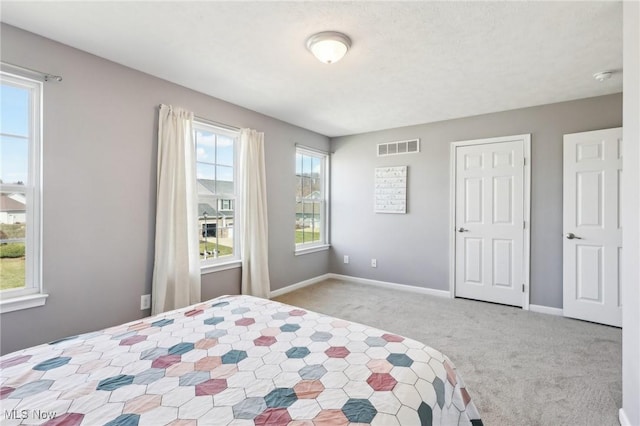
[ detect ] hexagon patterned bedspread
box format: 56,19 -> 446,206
0,295 -> 483,426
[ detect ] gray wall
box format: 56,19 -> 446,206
0,24 -> 329,355
621,1 -> 640,423
0,22 -> 628,358
330,94 -> 622,308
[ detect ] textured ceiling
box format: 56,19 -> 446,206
0,1 -> 623,137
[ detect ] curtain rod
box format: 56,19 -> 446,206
295,143 -> 333,155
1,61 -> 62,82
194,115 -> 241,132
159,104 -> 240,132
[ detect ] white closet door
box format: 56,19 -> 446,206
454,139 -> 525,307
563,127 -> 622,327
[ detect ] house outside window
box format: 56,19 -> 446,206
295,146 -> 330,254
0,72 -> 45,312
194,120 -> 240,268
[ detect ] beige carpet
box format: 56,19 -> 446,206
274,278 -> 621,426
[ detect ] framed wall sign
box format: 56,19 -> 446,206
374,166 -> 407,214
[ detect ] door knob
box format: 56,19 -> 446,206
565,233 -> 582,240
457,227 -> 468,233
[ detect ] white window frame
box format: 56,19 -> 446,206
193,120 -> 241,273
295,146 -> 330,255
0,72 -> 47,313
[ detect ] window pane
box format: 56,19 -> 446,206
195,130 -> 215,163
1,134 -> 29,185
199,209 -> 234,260
200,222 -> 216,260
198,184 -> 216,205
216,165 -> 234,190
296,203 -> 318,244
302,155 -> 312,176
0,84 -> 30,137
199,208 -> 215,261
295,153 -> 302,175
300,176 -> 312,198
217,136 -> 234,166
296,176 -> 302,199
308,176 -> 315,199
196,141 -> 215,163
301,202 -> 313,216
197,163 -> 216,182
295,203 -> 302,242
311,156 -> 321,177
218,211 -> 234,258
0,193 -> 26,291
311,177 -> 321,198
311,201 -> 321,242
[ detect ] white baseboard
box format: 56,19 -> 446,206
273,274 -> 565,318
328,273 -> 451,298
619,408 -> 631,426
269,273 -> 331,298
529,304 -> 563,316
271,273 -> 451,299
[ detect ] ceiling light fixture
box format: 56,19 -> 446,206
306,31 -> 352,64
593,71 -> 613,82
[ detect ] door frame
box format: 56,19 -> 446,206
448,134 -> 532,309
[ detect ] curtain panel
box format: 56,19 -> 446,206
239,128 -> 271,298
152,105 -> 201,314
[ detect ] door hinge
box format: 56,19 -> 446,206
523,157 -> 527,166
522,284 -> 526,293
523,221 -> 526,229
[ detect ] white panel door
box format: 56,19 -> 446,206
454,139 -> 525,307
563,127 -> 622,327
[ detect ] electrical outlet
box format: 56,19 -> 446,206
371,258 -> 377,268
344,255 -> 349,264
140,294 -> 151,310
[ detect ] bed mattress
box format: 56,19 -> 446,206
0,295 -> 482,425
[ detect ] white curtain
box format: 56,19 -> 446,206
152,105 -> 201,314
239,128 -> 271,298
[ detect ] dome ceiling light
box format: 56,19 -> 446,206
306,31 -> 352,64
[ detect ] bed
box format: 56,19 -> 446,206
0,295 -> 482,425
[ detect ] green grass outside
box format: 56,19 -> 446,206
0,224 -> 27,290
0,243 -> 25,258
199,241 -> 233,259
0,223 -> 26,239
295,229 -> 320,244
0,257 -> 25,290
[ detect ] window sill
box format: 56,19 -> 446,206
0,293 -> 49,314
295,244 -> 331,256
201,260 -> 242,275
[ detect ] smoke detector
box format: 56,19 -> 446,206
593,71 -> 613,82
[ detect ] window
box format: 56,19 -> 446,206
0,72 -> 45,312
194,120 -> 239,268
295,147 -> 329,254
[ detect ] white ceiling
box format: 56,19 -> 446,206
0,1 -> 623,137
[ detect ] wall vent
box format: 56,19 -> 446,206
377,139 -> 420,156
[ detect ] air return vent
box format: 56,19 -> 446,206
377,139 -> 420,156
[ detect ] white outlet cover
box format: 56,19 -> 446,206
140,294 -> 151,310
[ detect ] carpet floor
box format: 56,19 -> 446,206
274,278 -> 622,426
